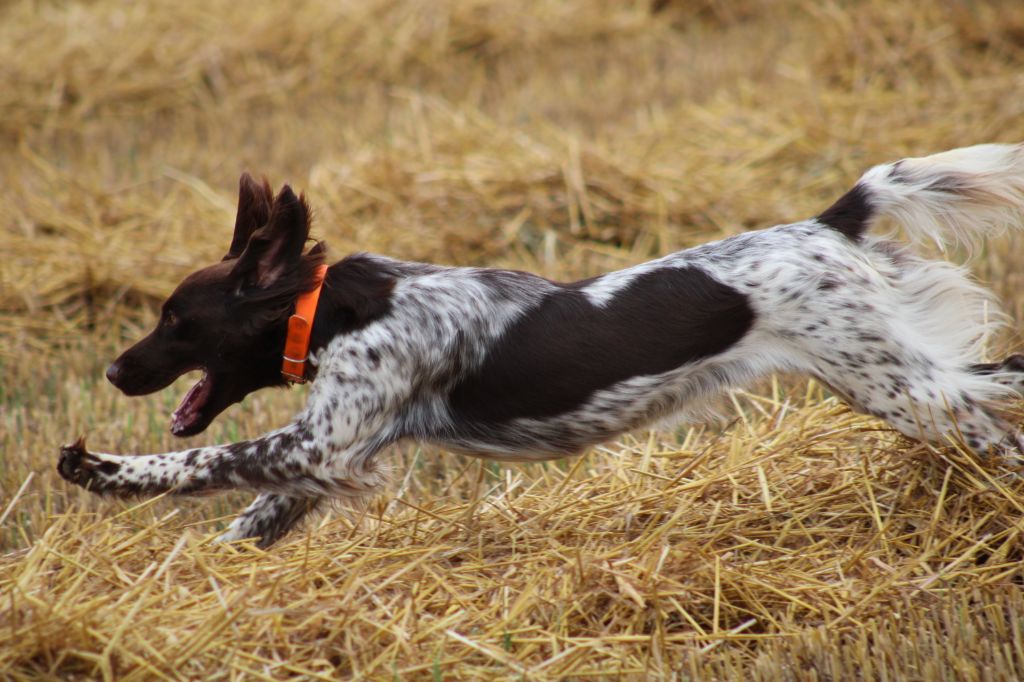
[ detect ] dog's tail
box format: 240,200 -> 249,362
817,143 -> 1024,250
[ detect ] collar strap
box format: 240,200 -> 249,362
282,264 -> 329,383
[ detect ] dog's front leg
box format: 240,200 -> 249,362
58,417 -> 387,500
60,369 -> 403,544
216,493 -> 323,548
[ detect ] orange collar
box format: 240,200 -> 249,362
282,264 -> 329,383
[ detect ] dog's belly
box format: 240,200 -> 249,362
428,350 -> 754,461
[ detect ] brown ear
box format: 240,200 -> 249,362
223,173 -> 274,261
230,184 -> 311,288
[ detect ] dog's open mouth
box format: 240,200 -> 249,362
171,370 -> 214,436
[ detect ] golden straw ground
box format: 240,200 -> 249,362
3,0 -> 1024,678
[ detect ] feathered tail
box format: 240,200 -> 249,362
817,143 -> 1024,250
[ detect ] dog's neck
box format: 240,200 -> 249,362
281,264 -> 329,383
300,255 -> 400,382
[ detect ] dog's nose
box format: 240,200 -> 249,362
105,361 -> 122,386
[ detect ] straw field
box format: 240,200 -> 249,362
3,0 -> 1024,678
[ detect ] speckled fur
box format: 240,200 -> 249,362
59,143 -> 1024,547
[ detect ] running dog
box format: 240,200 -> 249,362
59,143 -> 1024,547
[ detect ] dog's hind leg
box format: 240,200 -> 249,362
970,354 -> 1024,394
778,235 -> 1023,464
825,361 -> 1022,462
808,337 -> 1023,462
216,493 -> 323,548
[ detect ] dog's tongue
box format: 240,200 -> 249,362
171,372 -> 212,436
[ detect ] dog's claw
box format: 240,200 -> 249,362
58,436 -> 117,488
58,436 -> 87,478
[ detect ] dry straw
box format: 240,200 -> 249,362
5,393 -> 1024,678
3,0 -> 1024,678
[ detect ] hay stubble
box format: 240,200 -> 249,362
3,0 -> 1024,678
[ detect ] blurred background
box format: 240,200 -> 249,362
5,0 -> 1023,346
3,0 -> 1024,677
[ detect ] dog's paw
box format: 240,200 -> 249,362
58,437 -> 120,491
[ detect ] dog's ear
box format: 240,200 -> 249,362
223,173 -> 274,261
230,184 -> 310,289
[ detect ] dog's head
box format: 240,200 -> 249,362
106,174 -> 326,437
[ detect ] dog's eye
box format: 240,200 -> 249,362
163,310 -> 179,328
